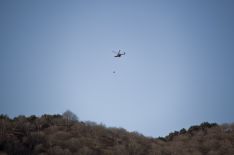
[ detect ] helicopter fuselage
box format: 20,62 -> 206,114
114,52 -> 125,57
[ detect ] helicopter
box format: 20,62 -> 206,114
112,50 -> 125,57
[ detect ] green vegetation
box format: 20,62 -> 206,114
0,111 -> 233,155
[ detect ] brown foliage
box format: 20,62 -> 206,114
0,113 -> 233,155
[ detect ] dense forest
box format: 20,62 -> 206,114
0,111 -> 233,155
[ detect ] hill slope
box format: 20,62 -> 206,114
0,113 -> 233,155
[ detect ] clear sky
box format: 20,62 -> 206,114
1,0 -> 234,137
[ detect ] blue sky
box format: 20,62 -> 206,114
1,0 -> 234,137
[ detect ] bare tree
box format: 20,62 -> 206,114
62,110 -> 78,128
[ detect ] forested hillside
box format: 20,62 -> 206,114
0,111 -> 233,155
